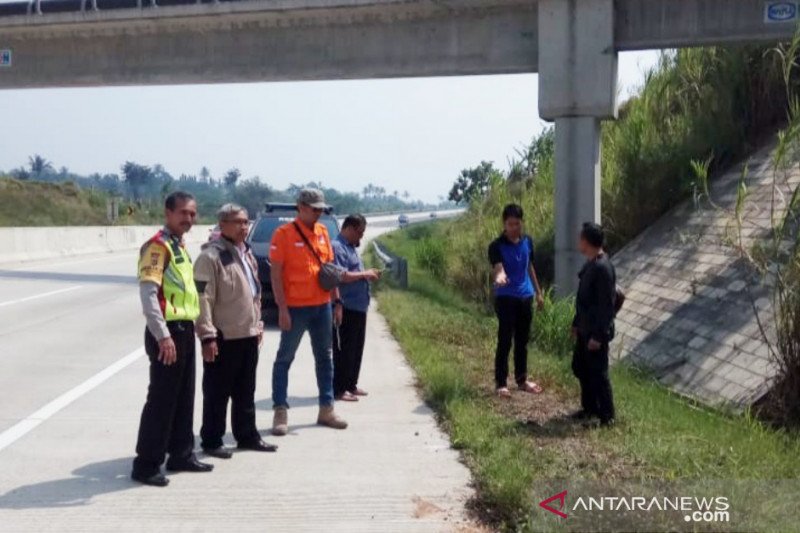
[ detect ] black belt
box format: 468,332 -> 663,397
167,320 -> 194,331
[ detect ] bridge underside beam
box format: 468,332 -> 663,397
616,0 -> 798,50
0,1 -> 537,89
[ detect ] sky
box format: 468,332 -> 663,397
0,51 -> 660,203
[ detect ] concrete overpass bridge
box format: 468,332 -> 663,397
1,0 -> 797,292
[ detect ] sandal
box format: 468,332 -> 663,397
496,387 -> 512,398
336,391 -> 359,402
519,380 -> 543,394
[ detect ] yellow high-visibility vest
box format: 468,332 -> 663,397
143,230 -> 200,322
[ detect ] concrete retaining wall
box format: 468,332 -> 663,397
0,225 -> 214,264
611,139 -> 796,409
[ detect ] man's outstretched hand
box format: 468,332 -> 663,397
494,272 -> 509,287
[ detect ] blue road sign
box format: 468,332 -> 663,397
765,2 -> 799,23
0,49 -> 11,67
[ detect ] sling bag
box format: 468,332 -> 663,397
293,222 -> 346,291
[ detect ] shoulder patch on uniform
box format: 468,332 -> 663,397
195,281 -> 208,294
220,250 -> 234,266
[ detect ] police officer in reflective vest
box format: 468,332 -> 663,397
131,191 -> 213,487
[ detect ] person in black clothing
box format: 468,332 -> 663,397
571,222 -> 617,426
488,204 -> 545,398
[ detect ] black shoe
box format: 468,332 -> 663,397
569,409 -> 595,420
131,471 -> 169,487
599,418 -> 616,428
202,446 -> 233,459
165,457 -> 214,473
238,439 -> 278,452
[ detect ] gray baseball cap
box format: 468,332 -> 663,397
297,188 -> 329,209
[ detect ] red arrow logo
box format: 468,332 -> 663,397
539,490 -> 568,519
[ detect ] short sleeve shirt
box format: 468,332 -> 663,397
269,218 -> 334,307
488,234 -> 535,299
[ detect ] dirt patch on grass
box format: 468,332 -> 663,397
485,380 -> 648,479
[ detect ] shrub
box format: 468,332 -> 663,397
405,223 -> 433,241
532,290 -> 575,357
414,237 -> 447,280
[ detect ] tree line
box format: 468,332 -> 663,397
3,156 -> 445,219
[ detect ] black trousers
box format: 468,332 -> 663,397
494,296 -> 533,389
132,321 -> 196,477
571,335 -> 615,421
200,336 -> 261,449
332,308 -> 367,397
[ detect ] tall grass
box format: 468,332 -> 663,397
374,229 -> 800,530
413,237 -> 447,280
604,47 -> 785,246
434,46 -> 787,308
532,290 -> 574,357
728,32 -> 800,427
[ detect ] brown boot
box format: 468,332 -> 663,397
317,405 -> 348,430
272,406 -> 288,436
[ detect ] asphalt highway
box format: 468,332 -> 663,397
0,212 -> 473,532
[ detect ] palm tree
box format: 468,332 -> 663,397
199,166 -> 211,183
28,155 -> 53,179
224,168 -> 241,188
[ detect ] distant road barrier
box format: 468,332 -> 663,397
372,240 -> 408,289
0,224 -> 213,265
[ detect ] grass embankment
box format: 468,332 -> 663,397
0,177 -> 163,226
446,46 -> 787,299
372,224 -> 800,531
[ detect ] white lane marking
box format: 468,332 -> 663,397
0,285 -> 82,308
0,347 -> 145,452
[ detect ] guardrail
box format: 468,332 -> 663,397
372,240 -> 408,289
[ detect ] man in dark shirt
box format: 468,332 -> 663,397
488,204 -> 545,398
571,222 -> 617,426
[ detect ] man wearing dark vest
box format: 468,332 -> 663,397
131,191 -> 213,487
194,203 -> 278,458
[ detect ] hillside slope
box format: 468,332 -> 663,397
0,178 -> 159,226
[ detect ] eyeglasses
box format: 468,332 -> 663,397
222,218 -> 250,226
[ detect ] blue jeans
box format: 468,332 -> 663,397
272,304 -> 334,408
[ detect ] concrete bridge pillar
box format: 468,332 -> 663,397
538,0 -> 618,295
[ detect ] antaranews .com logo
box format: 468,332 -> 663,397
539,489 -> 730,524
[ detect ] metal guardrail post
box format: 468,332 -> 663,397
372,241 -> 408,289
397,257 -> 408,289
